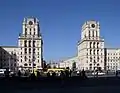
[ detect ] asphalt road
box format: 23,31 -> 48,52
1,77 -> 120,93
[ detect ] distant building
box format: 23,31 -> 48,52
0,46 -> 18,71
105,48 -> 120,71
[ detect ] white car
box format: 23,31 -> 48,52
92,72 -> 105,75
0,69 -> 6,77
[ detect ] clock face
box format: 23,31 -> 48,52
29,21 -> 33,25
91,24 -> 95,28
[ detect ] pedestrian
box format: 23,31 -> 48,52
18,70 -> 21,77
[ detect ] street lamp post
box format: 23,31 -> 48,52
8,56 -> 11,71
94,61 -> 96,77
32,35 -> 34,73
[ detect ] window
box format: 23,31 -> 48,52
29,48 -> 31,54
94,60 -> 96,64
25,56 -> 27,61
97,63 -> 99,66
33,63 -> 36,66
96,31 -> 97,37
97,42 -> 99,48
34,31 -> 35,35
30,31 -> 31,35
24,63 -> 27,66
90,57 -> 92,62
14,63 -> 16,66
38,52 -> 39,55
93,50 -> 95,55
86,60 -> 88,63
25,48 -> 27,54
90,42 -> 92,48
33,49 -> 35,53
93,42 -> 95,48
97,57 -> 99,62
89,64 -> 92,66
89,30 -> 90,38
29,41 -> 31,47
30,28 -> 31,31
21,59 -> 22,62
90,49 -> 92,54
38,60 -> 39,63
33,41 -> 35,47
25,28 -> 27,35
34,28 -> 35,31
24,40 -> 27,47
29,64 -> 31,66
92,31 -> 94,37
97,50 -> 99,54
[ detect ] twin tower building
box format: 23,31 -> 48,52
0,17 -> 119,72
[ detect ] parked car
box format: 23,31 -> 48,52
0,69 -> 6,77
92,72 -> 105,75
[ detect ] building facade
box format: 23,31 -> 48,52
0,17 -> 43,71
0,46 -> 18,71
18,17 -> 43,71
59,20 -> 120,71
78,21 -> 105,71
105,48 -> 120,71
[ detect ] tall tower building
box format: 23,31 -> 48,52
78,20 -> 105,71
18,17 -> 43,71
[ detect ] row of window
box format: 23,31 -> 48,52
24,40 -> 36,47
0,59 -> 17,62
20,58 -> 39,63
24,63 -> 36,67
21,48 -> 39,55
89,42 -> 99,48
0,63 -> 16,67
86,59 -> 103,63
108,53 -> 120,55
88,30 -> 98,37
89,49 -> 102,55
25,28 -> 36,35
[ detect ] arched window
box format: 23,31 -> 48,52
93,50 -> 95,55
96,31 -> 98,37
25,28 -> 27,35
24,56 -> 27,61
92,31 -> 94,37
93,42 -> 95,48
97,42 -> 99,48
24,63 -> 27,66
30,31 -> 31,35
29,41 -> 31,47
90,49 -> 92,55
89,30 -> 90,38
90,42 -> 92,48
33,41 -> 35,47
24,48 -> 27,54
24,40 -> 27,47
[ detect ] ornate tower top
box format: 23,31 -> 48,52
20,17 -> 41,38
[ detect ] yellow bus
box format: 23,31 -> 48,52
47,68 -> 65,72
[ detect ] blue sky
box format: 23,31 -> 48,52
0,0 -> 120,61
